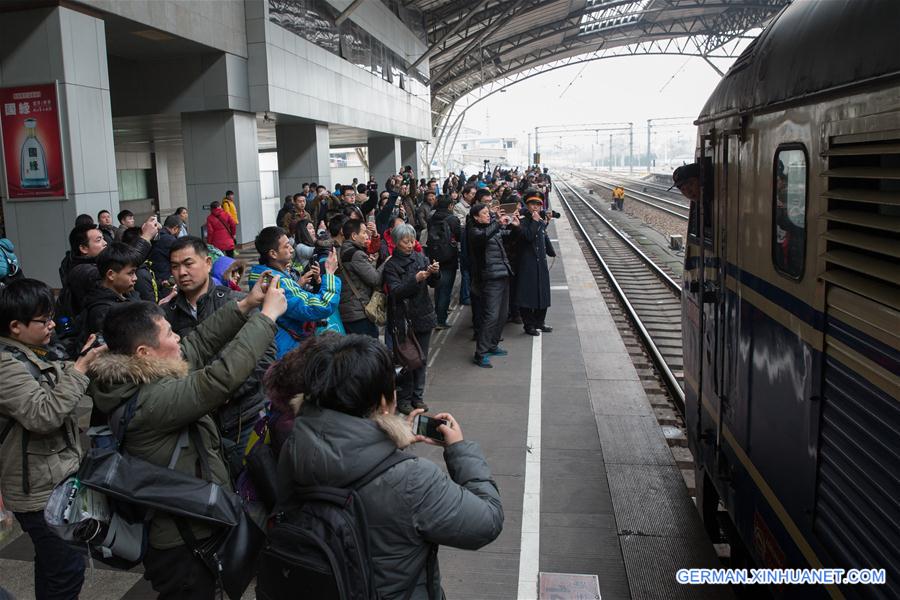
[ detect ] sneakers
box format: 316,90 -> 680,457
473,354 -> 493,368
412,399 -> 429,412
486,346 -> 508,357
524,326 -> 540,336
397,401 -> 414,415
538,324 -> 553,333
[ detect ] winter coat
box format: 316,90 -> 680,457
89,302 -> 276,549
467,219 -> 515,294
99,225 -> 116,247
451,200 -> 470,230
0,337 -> 88,512
210,255 -> 237,287
79,285 -> 137,346
134,263 -> 158,302
383,249 -> 439,334
222,197 -> 239,224
277,404 -> 503,600
206,207 -> 236,252
163,280 -> 274,439
247,264 -> 341,358
515,217 -> 555,310
338,240 -> 385,324
149,228 -> 178,283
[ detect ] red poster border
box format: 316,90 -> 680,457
0,81 -> 68,201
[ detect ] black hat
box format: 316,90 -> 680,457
669,163 -> 701,190
523,189 -> 544,204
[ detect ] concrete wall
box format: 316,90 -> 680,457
247,1 -> 430,140
0,7 -> 118,285
78,0 -> 249,58
109,53 -> 250,117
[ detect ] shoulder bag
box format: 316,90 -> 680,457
343,259 -> 387,326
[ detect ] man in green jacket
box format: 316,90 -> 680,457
0,278 -> 106,600
88,273 -> 286,599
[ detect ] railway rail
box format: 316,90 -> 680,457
572,170 -> 691,220
557,178 -> 685,411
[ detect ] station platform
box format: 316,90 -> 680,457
0,207 -> 731,600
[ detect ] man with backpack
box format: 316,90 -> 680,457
0,278 -> 106,600
87,272 -> 286,599
427,196 -> 461,330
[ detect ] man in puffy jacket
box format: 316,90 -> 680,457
467,203 -> 519,368
88,275 -> 286,599
0,279 -> 106,600
206,200 -> 236,257
164,236 -> 275,448
338,219 -> 386,338
248,226 -> 341,358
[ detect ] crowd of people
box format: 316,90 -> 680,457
0,164 -> 555,600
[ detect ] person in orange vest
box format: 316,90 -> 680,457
222,190 -> 239,225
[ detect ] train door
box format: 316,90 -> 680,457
684,129 -> 733,538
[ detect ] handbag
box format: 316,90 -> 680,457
392,318 -> 424,371
344,269 -> 387,326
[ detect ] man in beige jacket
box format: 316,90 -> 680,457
0,278 -> 105,599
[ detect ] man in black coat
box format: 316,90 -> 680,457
516,192 -> 556,335
164,236 -> 274,454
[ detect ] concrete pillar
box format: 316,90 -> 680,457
276,122 -> 331,197
368,136 -> 401,190
400,140 -> 419,180
182,110 -> 262,243
0,7 -> 117,285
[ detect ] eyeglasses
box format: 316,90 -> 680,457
29,316 -> 54,327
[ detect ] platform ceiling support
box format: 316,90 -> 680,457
334,0 -> 366,27
276,122 -> 331,200
400,140 -> 419,179
368,135 -> 401,190
182,110 -> 262,243
0,6 -> 118,285
409,0 -> 491,72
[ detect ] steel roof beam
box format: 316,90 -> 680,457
409,0 -> 493,71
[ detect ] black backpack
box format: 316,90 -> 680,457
256,451 -> 435,600
427,217 -> 455,264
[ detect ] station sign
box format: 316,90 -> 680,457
0,83 -> 66,200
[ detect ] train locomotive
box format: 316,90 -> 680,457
681,1 -> 899,598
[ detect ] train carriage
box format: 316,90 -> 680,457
681,1 -> 900,598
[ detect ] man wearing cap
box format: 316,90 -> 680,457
670,163 -> 701,202
516,190 -> 555,336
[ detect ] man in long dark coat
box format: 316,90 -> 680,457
516,191 -> 555,335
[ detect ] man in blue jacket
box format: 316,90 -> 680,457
248,226 -> 341,358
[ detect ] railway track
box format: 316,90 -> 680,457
573,170 -> 691,220
557,178 -> 685,411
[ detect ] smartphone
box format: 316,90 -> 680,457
412,415 -> 447,442
367,214 -> 376,224
260,271 -> 273,290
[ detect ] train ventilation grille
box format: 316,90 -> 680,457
821,140 -> 900,311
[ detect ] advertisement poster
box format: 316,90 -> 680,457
0,83 -> 66,200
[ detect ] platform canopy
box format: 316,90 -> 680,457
404,0 -> 791,144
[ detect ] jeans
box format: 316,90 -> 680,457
344,318 -> 379,338
476,277 -> 509,357
397,329 -> 432,407
143,543 -> 218,600
14,511 -> 85,600
434,267 -> 457,326
459,264 -> 471,305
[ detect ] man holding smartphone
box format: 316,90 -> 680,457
249,226 -> 341,358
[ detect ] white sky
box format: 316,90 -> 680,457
455,53 -> 735,163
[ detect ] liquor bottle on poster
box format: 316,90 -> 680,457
20,118 -> 50,189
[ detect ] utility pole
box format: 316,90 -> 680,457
646,119 -> 651,173
628,123 -> 634,174
609,133 -> 613,172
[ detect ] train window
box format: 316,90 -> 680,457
772,146 -> 808,279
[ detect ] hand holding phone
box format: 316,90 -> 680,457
412,414 -> 448,442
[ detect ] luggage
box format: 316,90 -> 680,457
256,452 -> 424,600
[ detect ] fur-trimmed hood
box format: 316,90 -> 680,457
88,353 -> 190,414
287,403 -> 416,488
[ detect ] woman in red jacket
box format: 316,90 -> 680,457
206,200 -> 237,256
